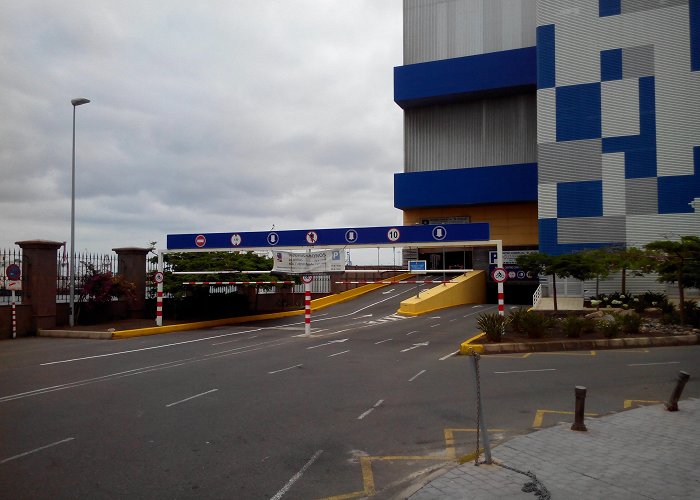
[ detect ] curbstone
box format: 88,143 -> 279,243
461,334 -> 698,355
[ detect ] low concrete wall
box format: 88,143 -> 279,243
398,271 -> 486,316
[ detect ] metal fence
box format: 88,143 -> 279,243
56,251 -> 117,303
0,247 -> 22,304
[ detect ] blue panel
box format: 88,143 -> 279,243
393,163 -> 537,209
602,77 -> 657,178
537,25 -> 556,89
394,47 -> 536,108
600,48 -> 623,81
599,0 -> 621,17
692,0 -> 700,71
658,146 -> 700,213
167,223 -> 491,250
557,181 -> 603,218
538,218 -> 620,256
556,83 -> 602,142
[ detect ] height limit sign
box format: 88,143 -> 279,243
491,267 -> 507,283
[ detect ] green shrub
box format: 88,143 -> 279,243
507,308 -> 530,334
476,312 -> 510,343
683,300 -> 700,327
660,311 -> 681,325
520,312 -> 555,339
582,317 -> 597,333
597,315 -> 621,338
620,312 -> 642,334
560,315 -> 585,338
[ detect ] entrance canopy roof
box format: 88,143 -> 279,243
167,223 -> 491,252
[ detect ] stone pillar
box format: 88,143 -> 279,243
113,247 -> 150,319
16,240 -> 63,332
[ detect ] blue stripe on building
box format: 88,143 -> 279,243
393,47 -> 536,108
537,24 -> 556,89
691,0 -> 700,71
393,163 -> 537,209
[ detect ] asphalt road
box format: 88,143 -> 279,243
1,286 -> 698,499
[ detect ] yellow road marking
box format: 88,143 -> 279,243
623,399 -> 663,409
532,409 -> 598,428
322,428 -> 510,499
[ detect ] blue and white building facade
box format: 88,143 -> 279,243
394,0 -> 700,258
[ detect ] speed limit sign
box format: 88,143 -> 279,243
491,267 -> 507,283
154,271 -> 164,284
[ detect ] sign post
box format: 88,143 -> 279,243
155,254 -> 164,326
491,267 -> 507,316
6,264 -> 21,338
302,275 -> 313,336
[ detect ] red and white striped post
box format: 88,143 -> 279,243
497,282 -> 505,316
303,275 -> 313,336
11,290 -> 17,339
156,281 -> 163,326
155,252 -> 165,327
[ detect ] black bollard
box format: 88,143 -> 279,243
571,386 -> 588,431
665,371 -> 691,412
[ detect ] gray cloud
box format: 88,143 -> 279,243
1,1 -> 403,262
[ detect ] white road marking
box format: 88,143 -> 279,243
1,437 -> 75,464
307,339 -> 349,350
374,339 -> 392,345
166,389 -> 218,408
429,324 -> 440,328
439,351 -> 459,361
3,341 -> 291,404
401,342 -> 429,353
329,350 -> 350,358
358,399 -> 384,420
270,450 -> 324,500
40,328 -> 264,365
353,314 -> 373,319
406,330 -> 419,336
408,370 -> 427,382
382,289 -> 395,294
268,364 -> 304,375
628,361 -> 680,367
494,369 -> 557,374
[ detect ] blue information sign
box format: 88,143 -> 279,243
167,223 -> 490,251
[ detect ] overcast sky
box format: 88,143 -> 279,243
1,1 -> 404,263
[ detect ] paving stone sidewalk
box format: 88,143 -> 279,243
409,398 -> 700,499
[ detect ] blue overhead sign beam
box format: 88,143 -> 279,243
167,223 -> 490,251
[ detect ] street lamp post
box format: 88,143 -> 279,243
69,97 -> 90,327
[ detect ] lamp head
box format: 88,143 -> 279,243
71,98 -> 90,106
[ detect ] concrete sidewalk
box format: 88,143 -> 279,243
409,398 -> 700,499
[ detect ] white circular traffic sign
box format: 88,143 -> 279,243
491,267 -> 507,283
387,228 -> 401,242
345,229 -> 358,243
154,272 -> 164,284
267,232 -> 279,246
195,234 -> 206,248
306,231 -> 318,244
302,275 -> 313,284
432,225 -> 447,241
231,234 -> 242,246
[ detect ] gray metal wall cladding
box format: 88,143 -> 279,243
403,0 -> 536,64
404,94 -> 537,172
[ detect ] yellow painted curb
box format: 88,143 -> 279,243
460,332 -> 486,355
112,310 -> 304,338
